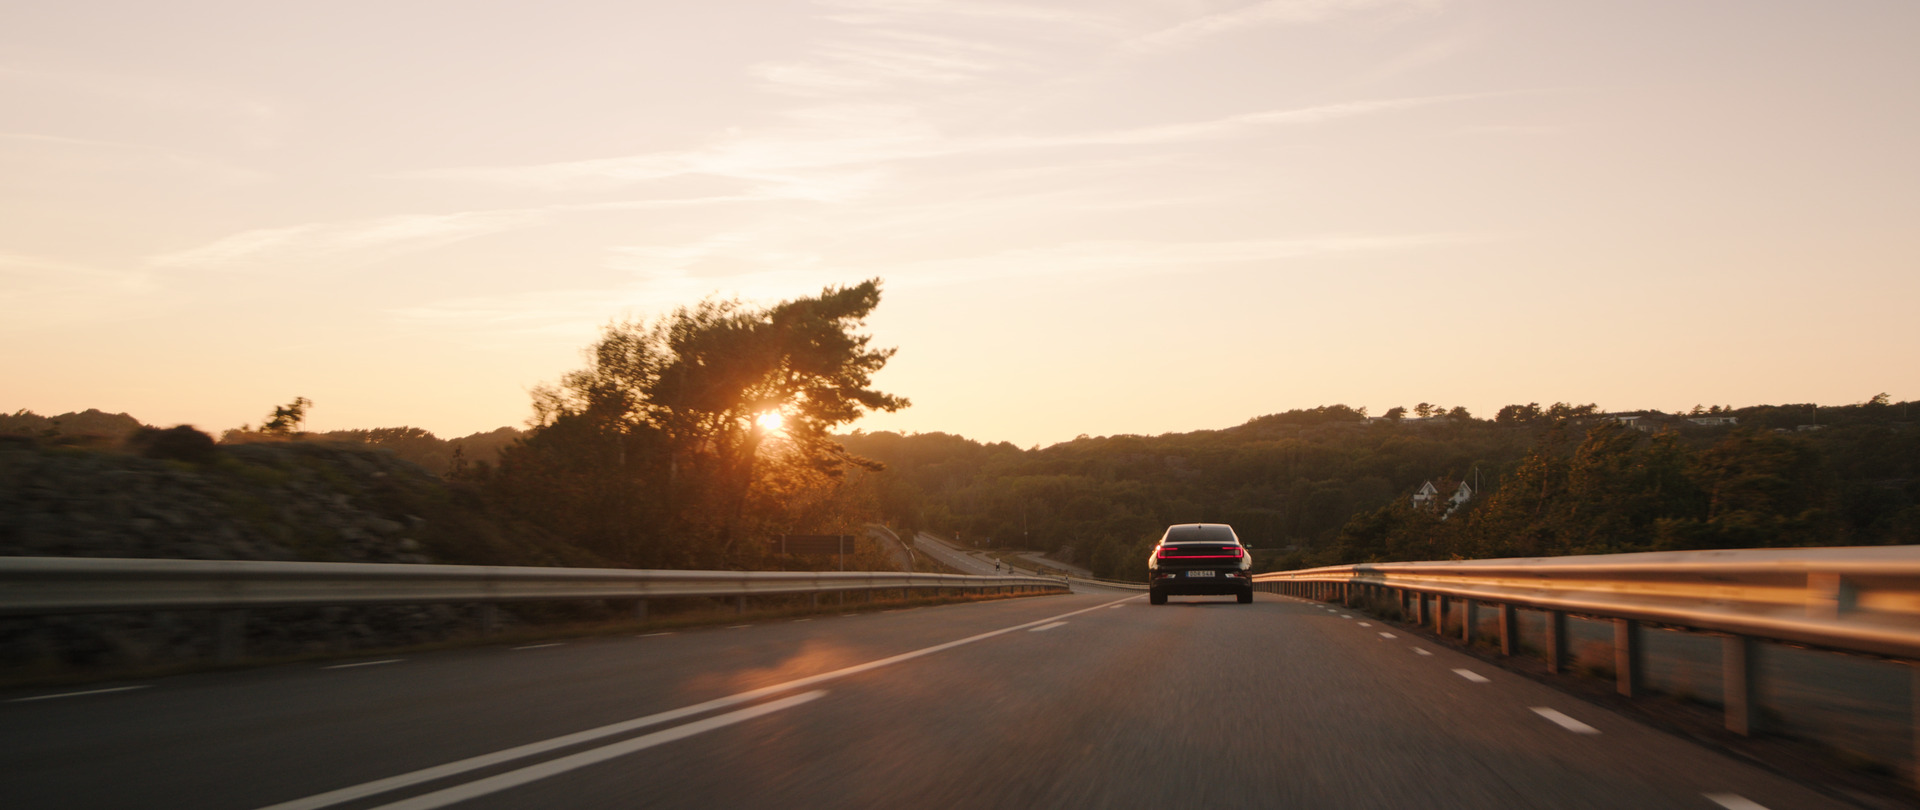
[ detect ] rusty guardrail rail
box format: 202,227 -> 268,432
0,557 -> 1067,661
1253,546 -> 1920,741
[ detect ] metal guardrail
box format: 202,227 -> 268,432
0,557 -> 1068,662
1066,575 -> 1149,591
1252,546 -> 1920,742
0,557 -> 1067,615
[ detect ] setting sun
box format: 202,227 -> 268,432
755,411 -> 785,432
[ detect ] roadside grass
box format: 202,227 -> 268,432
0,587 -> 1064,691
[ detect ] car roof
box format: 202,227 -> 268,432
1160,523 -> 1239,543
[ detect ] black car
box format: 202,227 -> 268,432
1146,523 -> 1253,605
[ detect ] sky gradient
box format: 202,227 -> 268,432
4,1 -> 1916,447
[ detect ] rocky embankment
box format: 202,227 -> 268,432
0,435 -> 598,677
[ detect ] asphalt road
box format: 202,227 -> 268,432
1,592 -> 1854,810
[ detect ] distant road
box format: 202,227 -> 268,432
913,533 -> 1134,594
863,524 -> 915,571
911,531 -> 1003,575
1,593 -> 1850,809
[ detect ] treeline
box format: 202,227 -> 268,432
452,281 -> 909,572
843,397 -> 1918,581
225,425 -> 524,476
1332,397 -> 1919,566
3,408 -> 526,477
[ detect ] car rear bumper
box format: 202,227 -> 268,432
1150,570 -> 1253,595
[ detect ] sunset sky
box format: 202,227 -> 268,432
4,1 -> 1915,447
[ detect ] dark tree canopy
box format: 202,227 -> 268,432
490,279 -> 907,566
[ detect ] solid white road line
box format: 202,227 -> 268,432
1531,707 -> 1600,734
8,685 -> 149,702
1378,632 -> 1397,639
1413,648 -> 1433,656
637,632 -> 674,638
1029,622 -> 1067,632
1108,604 -> 1124,609
1453,669 -> 1490,683
255,593 -> 1139,810
368,691 -> 828,810
1703,794 -> 1769,810
510,643 -> 563,650
324,660 -> 403,670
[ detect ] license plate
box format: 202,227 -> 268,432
1186,570 -> 1215,578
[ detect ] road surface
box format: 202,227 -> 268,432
0,591 -> 1853,810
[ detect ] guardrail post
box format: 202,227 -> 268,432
1434,594 -> 1448,635
1499,603 -> 1517,656
478,603 -> 499,636
214,609 -> 246,664
1723,634 -> 1756,735
634,599 -> 649,621
810,592 -> 819,608
1546,610 -> 1567,674
1615,619 -> 1643,697
1913,664 -> 1920,788
1414,592 -> 1426,626
736,595 -> 747,614
1461,599 -> 1476,644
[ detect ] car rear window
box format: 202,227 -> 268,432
1162,524 -> 1238,544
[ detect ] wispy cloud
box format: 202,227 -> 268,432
390,231 -> 1477,336
147,210 -> 543,271
405,93 -> 1477,193
0,130 -> 270,184
0,253 -> 164,330
143,194 -> 783,272
883,232 -> 1480,288
816,0 -> 1123,32
1130,0 -> 1447,52
754,29 -> 1013,96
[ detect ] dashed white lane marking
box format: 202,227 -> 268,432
1358,622 -> 1372,627
8,685 -> 149,702
1413,648 -> 1433,656
325,659 -> 403,670
510,643 -> 563,650
1340,614 -> 1353,619
255,594 -> 1137,810
1379,632 -> 1397,639
790,618 -> 811,623
365,691 -> 827,810
1453,669 -> 1490,683
1531,707 -> 1600,734
638,632 -> 674,637
1703,794 -> 1769,810
1029,622 -> 1068,632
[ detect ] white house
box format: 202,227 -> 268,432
1688,416 -> 1739,427
1412,480 -> 1475,517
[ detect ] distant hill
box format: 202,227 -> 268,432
0,409 -> 145,441
840,396 -> 1919,581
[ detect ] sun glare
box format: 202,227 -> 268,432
755,411 -> 785,432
